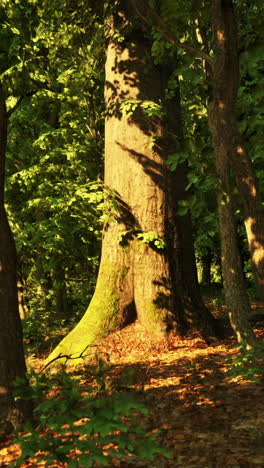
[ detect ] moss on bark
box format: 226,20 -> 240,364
46,263 -> 129,366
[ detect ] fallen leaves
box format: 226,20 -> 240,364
1,314 -> 264,467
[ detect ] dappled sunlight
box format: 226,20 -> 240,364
2,314 -> 264,467
216,29 -> 225,43
242,177 -> 257,197
245,217 -> 264,266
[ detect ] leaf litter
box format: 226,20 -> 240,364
1,305 -> 264,468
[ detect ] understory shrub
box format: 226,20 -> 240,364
228,340 -> 264,382
13,363 -> 170,467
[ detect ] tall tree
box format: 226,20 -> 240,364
0,83 -> 30,431
207,0 -> 256,346
205,0 -> 264,301
47,1 -> 219,365
129,0 -> 257,346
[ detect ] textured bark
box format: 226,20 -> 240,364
165,89 -> 218,339
47,3 -> 219,365
210,0 -> 264,300
0,84 -> 30,429
127,0 -> 264,299
208,0 -> 256,346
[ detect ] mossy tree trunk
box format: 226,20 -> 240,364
0,84 -> 31,430
47,2 -> 219,366
208,0 -> 256,346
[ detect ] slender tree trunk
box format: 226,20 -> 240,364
17,278 -> 27,319
47,4 -> 219,365
0,84 -> 31,429
210,0 -> 264,301
53,264 -> 70,318
208,0 -> 256,346
201,250 -> 212,286
231,131 -> 264,301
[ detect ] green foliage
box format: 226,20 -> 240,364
137,231 -> 166,249
120,98 -> 164,118
1,0 -> 264,349
13,366 -> 170,467
237,1 -> 264,198
1,0 -> 105,325
227,341 -> 264,382
117,229 -> 166,250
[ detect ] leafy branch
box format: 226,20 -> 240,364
129,0 -> 214,69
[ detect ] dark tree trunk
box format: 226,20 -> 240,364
47,2 -> 219,365
201,250 -> 212,286
53,265 -> 70,318
164,86 -> 219,339
208,0 -> 256,346
0,84 -> 31,430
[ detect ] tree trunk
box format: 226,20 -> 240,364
210,0 -> 264,301
201,250 -> 212,286
208,0 -> 256,346
47,3 -> 219,365
231,131 -> 264,302
17,278 -> 27,319
53,264 -> 70,318
164,86 -> 219,339
0,84 -> 31,430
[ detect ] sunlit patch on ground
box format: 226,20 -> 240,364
1,305 -> 264,467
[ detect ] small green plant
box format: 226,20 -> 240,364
136,231 -> 165,249
120,98 -> 164,118
227,341 -> 264,382
211,297 -> 222,311
117,229 -> 166,250
13,365 -> 170,467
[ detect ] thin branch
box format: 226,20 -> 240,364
129,0 -> 214,69
39,344 -> 99,373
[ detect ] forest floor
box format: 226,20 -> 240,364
1,302 -> 264,467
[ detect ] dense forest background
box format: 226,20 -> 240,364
0,0 -> 264,466
2,0 -> 264,345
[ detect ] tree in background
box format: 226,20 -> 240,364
4,0 -> 105,333
206,0 -> 258,345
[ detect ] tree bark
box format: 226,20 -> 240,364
126,0 -> 264,300
164,85 -> 219,339
210,0 -> 264,301
0,83 -> 30,429
47,2 -> 219,365
208,0 -> 256,346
